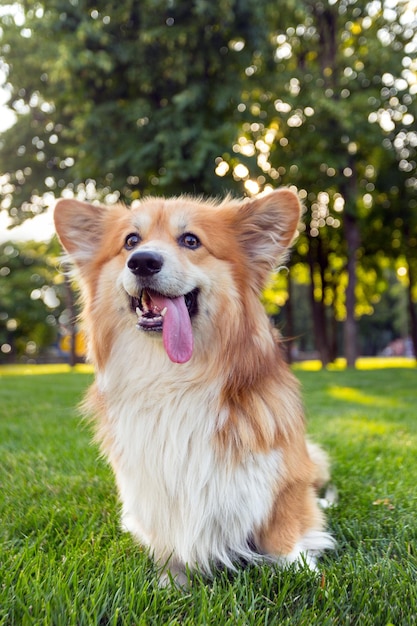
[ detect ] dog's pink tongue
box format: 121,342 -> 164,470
150,293 -> 193,364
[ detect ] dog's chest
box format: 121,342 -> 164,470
94,333 -> 287,562
98,361 -> 282,563
105,373 -> 224,496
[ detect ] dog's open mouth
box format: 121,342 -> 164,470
130,288 -> 199,364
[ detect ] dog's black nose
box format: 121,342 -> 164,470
127,251 -> 164,276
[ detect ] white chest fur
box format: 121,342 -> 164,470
96,334 -> 283,572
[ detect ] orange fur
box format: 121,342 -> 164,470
54,190 -> 334,585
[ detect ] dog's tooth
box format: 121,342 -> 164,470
135,307 -> 141,317
160,307 -> 168,317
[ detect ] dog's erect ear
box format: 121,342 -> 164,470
54,199 -> 107,264
234,189 -> 301,276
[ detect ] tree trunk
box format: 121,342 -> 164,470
307,234 -> 330,366
317,234 -> 333,363
405,255 -> 417,360
343,211 -> 360,367
330,291 -> 339,362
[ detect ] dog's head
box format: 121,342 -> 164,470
54,190 -> 301,365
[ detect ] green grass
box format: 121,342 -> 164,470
1,363 -> 416,625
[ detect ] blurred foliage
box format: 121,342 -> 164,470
0,0 -> 272,221
0,238 -> 67,361
0,0 -> 416,364
214,0 -> 417,364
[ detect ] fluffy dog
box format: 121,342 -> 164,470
54,189 -> 334,586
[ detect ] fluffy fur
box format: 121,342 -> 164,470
54,190 -> 334,586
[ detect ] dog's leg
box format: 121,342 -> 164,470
255,482 -> 334,568
158,559 -> 189,589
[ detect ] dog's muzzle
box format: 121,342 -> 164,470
126,251 -> 199,364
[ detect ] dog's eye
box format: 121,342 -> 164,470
178,232 -> 201,250
124,233 -> 141,250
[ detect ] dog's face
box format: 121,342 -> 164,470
54,191 -> 301,365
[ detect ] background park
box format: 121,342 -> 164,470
0,1 -> 416,624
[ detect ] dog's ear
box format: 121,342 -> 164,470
234,189 -> 301,280
54,199 -> 107,264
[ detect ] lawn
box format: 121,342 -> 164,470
1,363 -> 416,625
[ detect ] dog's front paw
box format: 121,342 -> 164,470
285,530 -> 336,571
158,561 -> 190,589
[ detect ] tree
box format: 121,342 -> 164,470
218,0 -> 417,366
0,238 -> 66,361
1,0 -> 416,365
369,150 -> 417,358
0,0 -> 271,225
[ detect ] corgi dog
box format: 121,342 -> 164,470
54,189 -> 334,586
